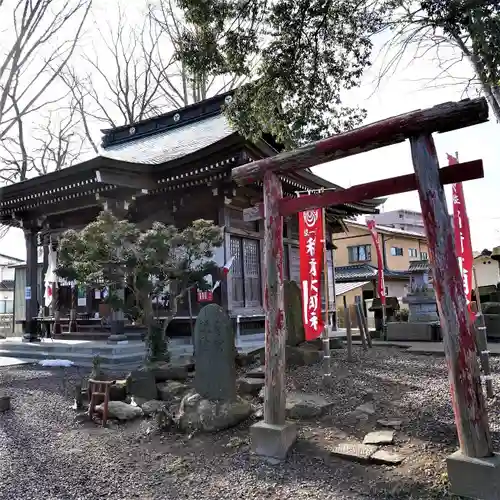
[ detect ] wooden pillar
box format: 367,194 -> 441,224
51,238 -> 62,335
23,226 -> 40,342
410,134 -> 492,458
69,283 -> 78,332
217,203 -> 230,315
263,171 -> 286,426
42,234 -> 49,317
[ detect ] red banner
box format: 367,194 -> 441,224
197,290 -> 213,303
449,153 -> 474,317
367,220 -> 386,305
299,209 -> 324,340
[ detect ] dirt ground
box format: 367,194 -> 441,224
1,345 -> 499,499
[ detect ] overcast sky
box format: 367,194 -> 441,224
1,6 -> 498,259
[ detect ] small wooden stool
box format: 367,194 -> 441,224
88,379 -> 113,426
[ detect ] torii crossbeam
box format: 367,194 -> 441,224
234,98 -> 493,469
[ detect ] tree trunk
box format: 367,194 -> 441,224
143,291 -> 171,363
451,33 -> 500,122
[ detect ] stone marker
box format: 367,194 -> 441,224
363,430 -> 395,445
284,280 -> 305,346
330,442 -> 378,463
178,304 -> 252,432
371,450 -> 404,465
286,392 -> 333,419
377,419 -> 403,430
194,304 -> 236,401
0,393 -> 10,412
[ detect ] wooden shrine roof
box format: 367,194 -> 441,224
0,91 -> 382,228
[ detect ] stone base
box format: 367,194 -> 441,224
447,450 -> 500,499
250,421 -> 297,460
22,333 -> 41,342
178,391 -> 252,433
386,322 -> 434,342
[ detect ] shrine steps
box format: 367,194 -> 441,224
53,330 -> 145,342
0,338 -> 147,372
0,336 -> 263,372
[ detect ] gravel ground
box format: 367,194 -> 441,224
1,346 -> 500,500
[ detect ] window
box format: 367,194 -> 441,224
408,248 -> 418,258
0,300 -> 13,314
348,245 -> 371,263
421,251 -> 428,260
229,236 -> 262,308
390,247 -> 403,256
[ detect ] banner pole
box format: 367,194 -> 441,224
473,266 -> 494,398
321,207 -> 331,377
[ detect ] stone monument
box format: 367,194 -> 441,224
178,304 -> 251,432
284,280 -> 305,346
387,261 -> 440,341
404,287 -> 439,323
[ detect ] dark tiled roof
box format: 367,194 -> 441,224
335,264 -> 410,282
408,260 -> 430,272
0,280 -> 15,290
102,114 -> 234,165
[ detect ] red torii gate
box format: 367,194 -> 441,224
233,98 -> 493,465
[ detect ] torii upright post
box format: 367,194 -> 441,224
249,171 -> 298,459
235,98 -> 499,488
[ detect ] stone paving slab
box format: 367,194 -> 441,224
0,356 -> 31,367
371,450 -> 405,465
363,430 -> 395,445
330,442 -> 378,463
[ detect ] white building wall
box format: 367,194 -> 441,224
386,280 -> 409,299
474,257 -> 500,288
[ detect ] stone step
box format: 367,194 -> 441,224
55,330 -> 144,341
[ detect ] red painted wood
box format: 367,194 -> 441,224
232,98 -> 488,185
410,134 -> 492,459
262,171 -> 286,426
279,160 -> 483,217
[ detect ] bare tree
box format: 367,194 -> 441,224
379,1 -> 500,121
0,66 -> 86,181
32,106 -> 86,175
60,8 -> 179,146
0,0 -> 93,143
60,2 -> 256,151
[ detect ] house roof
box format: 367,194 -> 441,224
335,281 -> 369,296
408,260 -> 430,272
0,253 -> 23,263
0,280 -> 15,290
335,264 -> 410,282
101,114 -> 235,165
0,91 -> 384,228
347,221 -> 427,239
